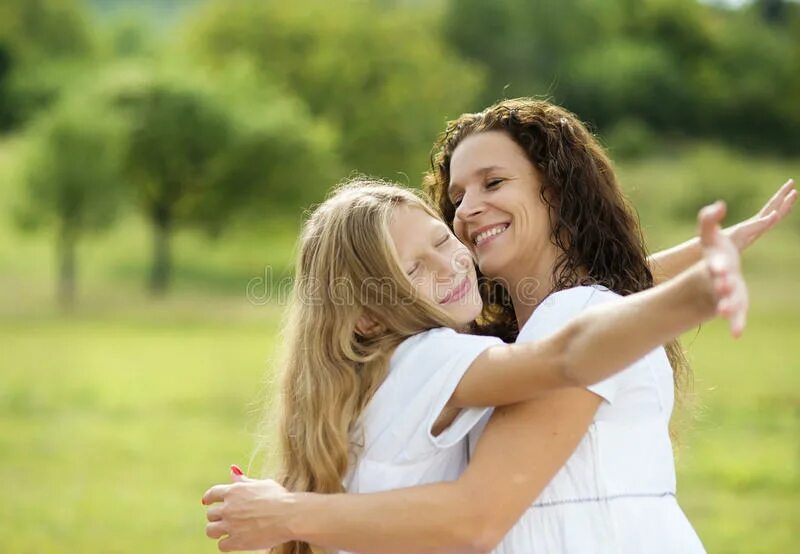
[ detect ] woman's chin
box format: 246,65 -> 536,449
477,255 -> 511,283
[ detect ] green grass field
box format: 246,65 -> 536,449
1,138 -> 798,553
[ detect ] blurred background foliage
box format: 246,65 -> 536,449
0,0 -> 798,552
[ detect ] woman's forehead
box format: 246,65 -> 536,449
449,132 -> 526,185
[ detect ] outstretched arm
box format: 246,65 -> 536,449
648,179 -> 795,284
451,257 -> 714,407
448,200 -> 748,407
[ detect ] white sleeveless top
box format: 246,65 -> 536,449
478,285 -> 706,553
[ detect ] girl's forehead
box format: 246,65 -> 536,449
390,203 -> 441,226
389,205 -> 445,257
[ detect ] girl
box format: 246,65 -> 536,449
203,100 -> 793,553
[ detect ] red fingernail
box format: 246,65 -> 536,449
231,464 -> 244,476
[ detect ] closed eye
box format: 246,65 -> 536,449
486,178 -> 504,189
406,262 -> 420,276
435,234 -> 450,248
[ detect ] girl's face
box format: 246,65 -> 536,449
389,205 -> 483,326
447,131 -> 555,285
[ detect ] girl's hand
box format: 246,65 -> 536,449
202,467 -> 294,552
724,178 -> 796,251
699,201 -> 749,338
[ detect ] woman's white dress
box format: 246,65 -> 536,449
345,285 -> 706,553
483,285 -> 706,553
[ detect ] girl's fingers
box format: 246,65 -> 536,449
715,277 -> 732,297
723,281 -> 748,338
731,308 -> 747,338
709,253 -> 730,275
699,201 -> 725,248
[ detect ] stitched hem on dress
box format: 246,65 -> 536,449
533,491 -> 676,508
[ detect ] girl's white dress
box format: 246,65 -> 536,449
345,328 -> 501,494
345,285 -> 706,553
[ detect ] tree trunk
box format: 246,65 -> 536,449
57,224 -> 76,310
149,205 -> 172,295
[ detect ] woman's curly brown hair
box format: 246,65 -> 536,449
423,98 -> 691,401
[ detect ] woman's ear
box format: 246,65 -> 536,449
355,313 -> 385,338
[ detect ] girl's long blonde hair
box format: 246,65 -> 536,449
270,179 -> 455,554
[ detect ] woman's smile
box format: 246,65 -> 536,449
471,222 -> 511,249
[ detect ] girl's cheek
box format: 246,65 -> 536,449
453,224 -> 468,246
450,247 -> 471,272
410,275 -> 431,299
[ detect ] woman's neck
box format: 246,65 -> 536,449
509,277 -> 554,331
501,250 -> 558,330
505,252 -> 589,331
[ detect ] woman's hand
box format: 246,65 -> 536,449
202,470 -> 295,552
724,178 -> 796,252
699,201 -> 749,338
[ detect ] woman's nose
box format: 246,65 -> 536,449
454,190 -> 484,221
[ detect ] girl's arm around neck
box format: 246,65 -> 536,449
448,261 -> 717,408
449,200 -> 750,409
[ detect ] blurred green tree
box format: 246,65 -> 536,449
183,0 -> 484,181
757,0 -> 789,23
101,13 -> 159,59
15,98 -> 125,308
443,0 -> 610,104
441,0 -> 800,155
109,65 -> 339,294
706,8 -> 800,153
0,0 -> 95,130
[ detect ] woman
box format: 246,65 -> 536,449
203,100 -> 795,553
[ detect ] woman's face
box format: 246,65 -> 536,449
447,131 -> 555,285
389,205 -> 483,326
